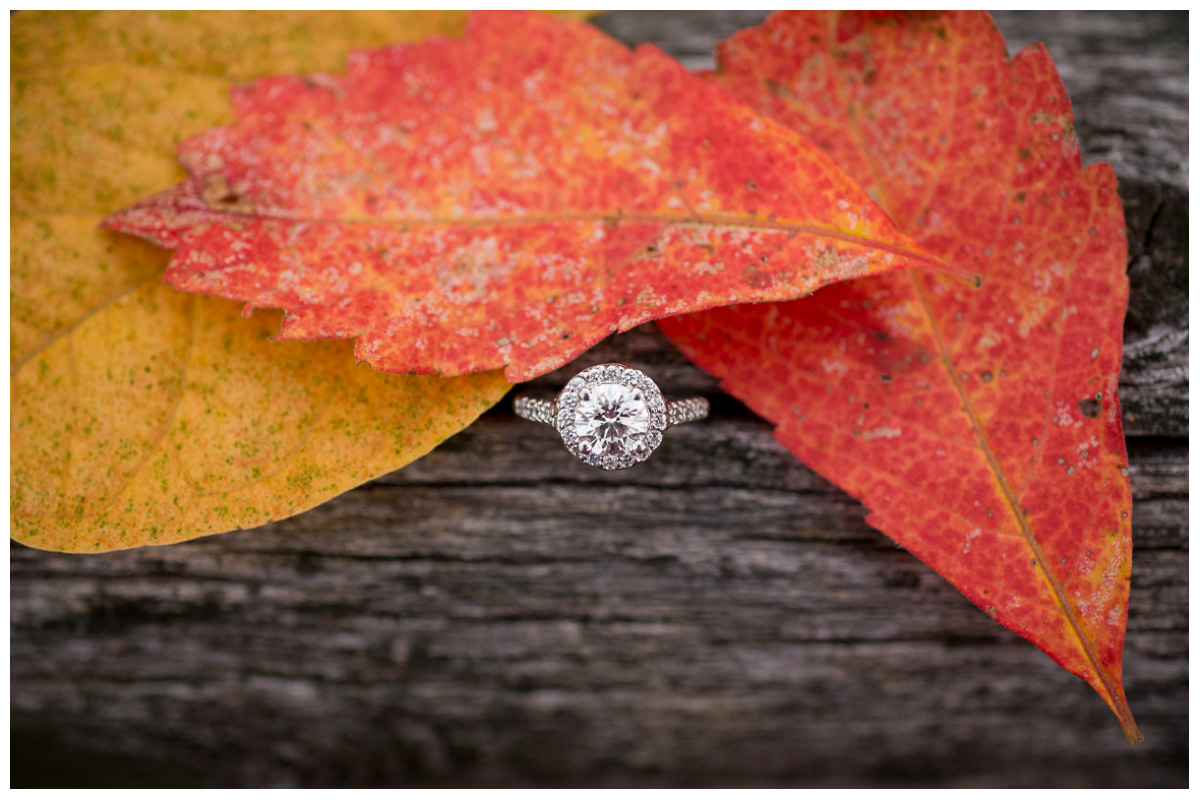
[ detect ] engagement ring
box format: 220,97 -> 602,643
513,363 -> 709,470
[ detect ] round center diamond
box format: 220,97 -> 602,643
572,382 -> 650,457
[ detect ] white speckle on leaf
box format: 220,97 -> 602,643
963,528 -> 981,554
821,359 -> 848,376
475,108 -> 497,133
1055,401 -> 1083,429
1031,270 -> 1052,294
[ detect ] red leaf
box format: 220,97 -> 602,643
659,11 -> 1140,741
103,10 -> 962,383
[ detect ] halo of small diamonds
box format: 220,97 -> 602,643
555,364 -> 668,470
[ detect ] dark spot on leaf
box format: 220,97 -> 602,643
743,266 -> 775,290
1078,398 -> 1101,418
981,371 -> 993,383
880,374 -> 892,383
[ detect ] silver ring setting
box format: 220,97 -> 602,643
513,363 -> 709,470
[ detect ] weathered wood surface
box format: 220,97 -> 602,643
10,11 -> 1187,788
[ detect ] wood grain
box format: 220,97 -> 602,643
11,11 -> 1187,788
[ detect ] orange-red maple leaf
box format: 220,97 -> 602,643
103,10 -> 962,383
660,11 -> 1140,742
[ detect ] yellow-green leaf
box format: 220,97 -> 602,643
11,11 -> 511,552
12,11 -> 480,79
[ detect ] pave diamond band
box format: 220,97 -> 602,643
513,363 -> 709,470
513,396 -> 709,429
667,397 -> 710,427
512,396 -> 559,426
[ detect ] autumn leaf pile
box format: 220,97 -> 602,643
10,11 -> 1140,742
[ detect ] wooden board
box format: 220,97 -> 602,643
10,11 -> 1188,788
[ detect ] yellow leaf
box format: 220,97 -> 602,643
12,65 -> 232,217
12,11 -> 596,79
12,11 -> 476,79
11,11 -> 511,552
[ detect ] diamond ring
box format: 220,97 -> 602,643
513,363 -> 709,470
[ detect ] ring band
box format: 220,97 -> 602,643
513,363 -> 709,470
